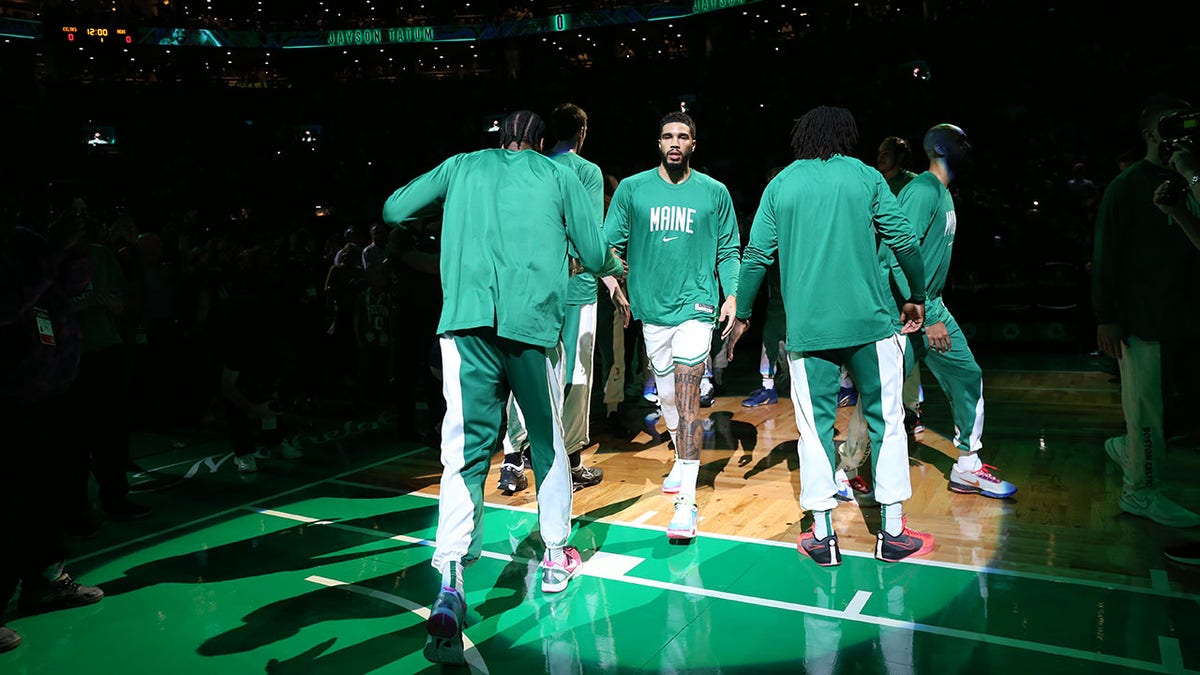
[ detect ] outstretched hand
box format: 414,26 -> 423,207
899,302 -> 925,335
925,321 -> 951,353
718,295 -> 737,339
611,282 -> 631,328
725,317 -> 750,361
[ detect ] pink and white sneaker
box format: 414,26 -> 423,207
541,546 -> 583,593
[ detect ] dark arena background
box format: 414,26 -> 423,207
2,0 -> 1200,673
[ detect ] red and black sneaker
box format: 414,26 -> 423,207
798,527 -> 842,567
848,476 -> 877,506
905,406 -> 925,438
875,519 -> 935,563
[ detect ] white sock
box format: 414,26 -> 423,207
883,503 -> 904,537
677,458 -> 700,502
440,560 -> 464,595
956,452 -> 983,473
700,377 -> 713,397
834,468 -> 849,485
812,509 -> 833,539
762,377 -> 774,390
546,547 -> 566,565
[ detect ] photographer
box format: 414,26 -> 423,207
1093,97 -> 1200,528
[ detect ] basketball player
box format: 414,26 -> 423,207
604,111 -> 741,541
498,102 -> 628,495
729,106 -> 933,565
842,125 -> 1018,501
382,111 -> 618,664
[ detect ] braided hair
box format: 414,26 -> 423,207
500,110 -> 546,149
790,106 -> 859,161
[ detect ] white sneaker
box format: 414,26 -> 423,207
277,442 -> 303,460
949,464 -> 1017,499
834,468 -> 852,502
1120,488 -> 1200,528
667,497 -> 697,540
1104,435 -> 1127,469
235,454 -> 258,474
662,460 -> 682,494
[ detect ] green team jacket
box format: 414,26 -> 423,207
382,148 -> 621,349
604,168 -> 741,327
553,151 -> 607,307
737,156 -> 926,352
882,171 -> 956,327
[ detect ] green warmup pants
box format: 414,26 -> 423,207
433,328 -> 572,572
840,313 -> 983,470
790,334 -> 911,512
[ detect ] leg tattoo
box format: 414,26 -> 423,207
675,362 -> 707,461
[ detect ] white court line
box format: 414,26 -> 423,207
631,510 -> 658,525
591,568 -> 1172,673
258,506 -> 1174,674
329,478 -> 1200,602
1159,636 -> 1185,675
244,507 -> 513,564
70,447 -> 429,565
844,590 -> 871,616
306,575 -> 489,675
256,509 -> 324,524
584,552 -> 646,578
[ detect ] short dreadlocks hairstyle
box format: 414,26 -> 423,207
791,106 -> 859,160
551,103 -> 588,141
659,111 -> 697,138
500,110 -> 546,148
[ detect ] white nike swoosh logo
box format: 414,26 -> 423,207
662,236 -> 679,242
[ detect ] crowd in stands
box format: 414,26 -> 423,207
23,0 -> 655,30
5,2 -> 1186,342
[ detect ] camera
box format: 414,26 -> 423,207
1156,110 -> 1200,206
1158,109 -> 1200,159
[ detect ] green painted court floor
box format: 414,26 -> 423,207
4,438 -> 1200,674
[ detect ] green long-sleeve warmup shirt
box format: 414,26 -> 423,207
553,151 -> 609,307
604,168 -> 741,327
883,171 -> 956,327
382,148 -> 616,349
738,156 -> 926,352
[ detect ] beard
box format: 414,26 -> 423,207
658,145 -> 693,171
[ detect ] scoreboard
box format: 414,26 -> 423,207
61,26 -> 132,45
